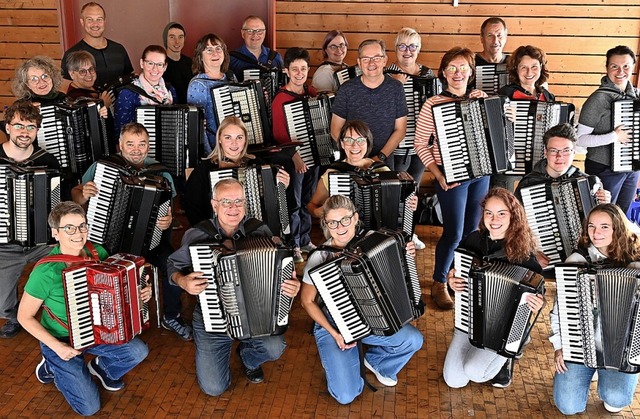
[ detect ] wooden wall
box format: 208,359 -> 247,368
275,0 -> 640,109
0,0 -> 61,109
0,1 -> 638,111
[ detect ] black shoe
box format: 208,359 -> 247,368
236,346 -> 264,383
491,359 -> 513,388
0,320 -> 21,338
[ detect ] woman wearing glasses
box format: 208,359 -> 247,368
12,56 -> 66,106
17,201 -> 151,416
311,30 -> 349,93
308,120 -> 390,218
65,51 -> 112,109
444,188 -> 543,388
414,47 -> 489,310
577,45 -> 640,214
183,116 -> 289,227
113,45 -> 175,138
301,194 -> 423,404
187,34 -> 237,154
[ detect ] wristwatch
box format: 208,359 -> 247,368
377,152 -> 387,162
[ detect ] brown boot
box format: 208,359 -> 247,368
431,281 -> 454,310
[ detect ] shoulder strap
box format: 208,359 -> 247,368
243,218 -> 265,235
266,49 -> 279,67
230,51 -> 269,71
194,219 -> 221,239
42,305 -> 69,332
121,84 -> 163,105
35,242 -> 100,268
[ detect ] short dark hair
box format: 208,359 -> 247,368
507,45 -> 550,87
438,47 -> 476,85
480,17 -> 507,36
338,120 -> 373,155
358,39 -> 386,57
4,100 -> 42,127
543,123 -> 577,147
284,47 -> 310,67
48,201 -> 86,228
141,45 -> 167,62
81,2 -> 105,17
120,122 -> 149,141
606,45 -> 636,67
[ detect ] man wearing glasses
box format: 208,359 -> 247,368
229,15 -> 284,80
70,123 -> 189,340
167,178 -> 300,396
331,39 -> 407,170
515,124 -> 611,266
0,101 -> 61,338
61,2 -> 133,89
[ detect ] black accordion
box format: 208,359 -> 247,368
37,100 -> 109,178
62,253 -> 155,349
555,264 -> 640,372
475,63 -> 509,95
189,236 -> 295,339
307,229 -> 422,344
208,165 -> 290,237
135,105 -> 203,178
327,170 -> 416,235
520,177 -> 597,267
432,96 -> 510,183
454,249 -> 544,357
210,81 -> 272,145
612,99 -> 640,172
86,161 -> 172,256
0,165 -> 61,247
242,68 -> 288,119
283,93 -> 338,167
333,66 -> 362,88
507,100 -> 576,175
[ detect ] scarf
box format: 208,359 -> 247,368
134,76 -> 173,106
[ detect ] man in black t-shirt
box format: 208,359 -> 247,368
61,2 -> 133,89
0,101 -> 61,338
162,22 -> 193,104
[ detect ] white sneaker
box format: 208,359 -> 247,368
604,402 -> 624,413
412,234 -> 426,250
363,359 -> 397,387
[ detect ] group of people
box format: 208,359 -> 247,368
1,2 -> 639,416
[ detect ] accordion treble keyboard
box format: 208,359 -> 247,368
612,99 -> 640,172
475,64 -> 509,96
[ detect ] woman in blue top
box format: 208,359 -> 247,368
113,45 -> 176,138
187,34 -> 237,155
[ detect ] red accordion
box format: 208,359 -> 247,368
62,253 -> 155,349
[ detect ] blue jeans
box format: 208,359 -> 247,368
313,321 -> 423,404
433,176 -> 490,282
289,166 -> 319,247
585,160 -> 640,214
40,338 -> 148,416
443,328 -> 506,388
553,362 -> 639,415
192,305 -> 286,396
393,151 -> 425,185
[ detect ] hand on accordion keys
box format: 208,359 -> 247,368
447,268 -> 466,293
614,124 -> 631,144
276,169 -> 290,188
293,153 -> 309,174
407,195 -> 418,212
468,89 -> 488,99
332,331 -> 358,351
592,184 -> 611,204
405,241 -> 416,258
139,276 -> 152,304
174,271 -> 209,295
526,293 -> 545,314
281,271 -> 301,298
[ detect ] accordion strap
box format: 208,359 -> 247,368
358,342 -> 377,392
42,305 -> 70,332
34,242 -> 100,268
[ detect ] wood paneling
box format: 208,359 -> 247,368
276,0 -> 640,109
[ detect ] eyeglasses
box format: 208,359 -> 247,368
204,46 -> 224,55
327,43 -> 347,51
28,74 -> 51,84
213,198 -> 246,208
360,56 -> 384,64
56,223 -> 89,235
546,147 -> 574,156
10,123 -> 37,132
342,137 -> 367,145
75,67 -> 96,76
444,65 -> 470,74
397,43 -> 419,52
324,213 -> 355,230
242,28 -> 266,35
143,60 -> 166,69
